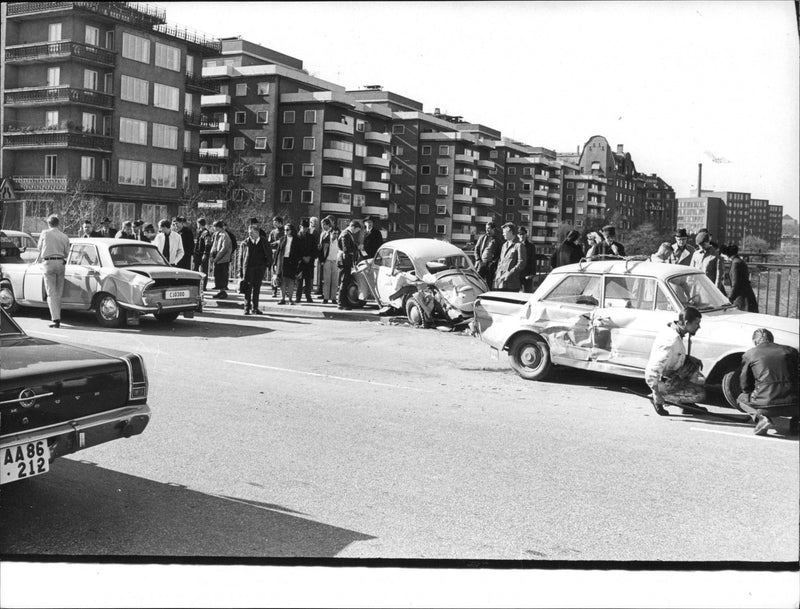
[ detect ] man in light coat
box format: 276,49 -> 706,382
37,214 -> 70,328
493,222 -> 527,292
152,219 -> 184,266
669,228 -> 695,265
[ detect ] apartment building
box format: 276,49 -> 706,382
639,173 -> 677,231
1,1 -> 220,232
676,196 -> 727,239
767,205 -> 783,249
560,163 -> 608,233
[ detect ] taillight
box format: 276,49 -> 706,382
123,353 -> 148,402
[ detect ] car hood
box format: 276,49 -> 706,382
701,309 -> 800,348
121,265 -> 204,281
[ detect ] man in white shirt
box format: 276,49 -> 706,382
37,214 -> 70,328
152,219 -> 184,266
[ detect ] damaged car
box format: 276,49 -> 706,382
0,238 -> 204,327
346,238 -> 488,328
473,258 -> 799,407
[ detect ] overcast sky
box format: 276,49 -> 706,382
165,1 -> 799,219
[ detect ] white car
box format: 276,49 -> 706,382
0,230 -> 38,263
473,258 -> 799,407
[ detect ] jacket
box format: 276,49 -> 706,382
551,240 -> 583,268
238,236 -> 273,276
274,234 -> 302,277
727,256 -> 758,312
669,243 -> 695,265
179,226 -> 195,260
740,342 -> 799,408
210,230 -> 233,264
645,323 -> 688,388
493,239 -> 527,291
318,230 -> 337,262
363,229 -> 384,258
691,247 -> 725,294
590,239 -> 625,259
152,230 -> 184,265
194,227 -> 212,259
338,228 -> 360,267
520,239 -> 536,278
474,233 -> 501,270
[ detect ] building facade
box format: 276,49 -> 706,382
676,196 -> 726,239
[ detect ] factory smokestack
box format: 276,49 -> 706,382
697,163 -> 702,197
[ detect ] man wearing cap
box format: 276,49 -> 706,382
80,219 -> 101,238
98,217 -> 117,238
691,231 -> 725,294
37,215 -> 70,328
669,228 -> 695,265
590,225 -> 626,259
153,218 -> 184,266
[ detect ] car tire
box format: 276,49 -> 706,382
508,333 -> 552,381
153,311 -> 180,323
342,279 -> 366,309
722,369 -> 743,410
0,283 -> 20,315
406,294 -> 431,327
94,293 -> 126,328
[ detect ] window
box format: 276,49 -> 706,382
392,125 -> 405,134
151,163 -> 177,188
186,55 -> 195,75
391,184 -> 401,194
506,198 -> 514,206
576,220 -> 583,227
576,207 -> 584,214
183,167 -> 189,187
439,145 -> 450,156
508,167 -> 517,175
421,145 -> 432,155
235,111 -> 246,124
141,204 -> 167,226
436,204 -> 447,215
48,23 -> 62,42
418,223 -> 429,233
153,83 -> 179,110
47,67 -> 60,87
420,185 -> 430,194
390,164 -> 403,175
302,163 -> 314,177
391,145 -> 403,155
522,182 -> 532,192
122,33 -> 150,63
83,69 -> 98,90
104,73 -> 114,94
254,163 -> 267,176
101,158 -> 110,181
257,82 -> 270,95
256,111 -> 268,124
438,166 -> 449,176
338,193 -> 351,205
489,150 -> 498,158
68,243 -> 100,267
355,120 -> 366,132
281,163 -> 293,177
80,156 -> 95,180
523,167 -> 532,176
521,198 -> 531,206
85,25 -> 99,46
303,137 -> 316,150
354,169 -> 366,182
566,181 -> 574,188
152,123 -> 178,149
155,43 -> 180,71
46,111 -> 59,128
301,190 -> 314,204
233,137 -> 245,151
577,182 -> 586,189
505,213 -> 514,221
304,110 -> 317,123
118,159 -> 146,186
435,224 -> 447,234
421,165 -> 431,175
102,115 -> 111,136
545,274 -> 602,306
44,155 -> 57,177
282,137 -> 294,150
437,185 -> 448,196
520,213 -> 530,222
105,30 -> 115,50
254,137 -> 267,149
280,190 -> 292,203
82,112 -> 96,133
254,188 -> 266,203
353,194 -> 365,207
507,183 -> 515,191
419,204 -> 430,215
566,195 -> 574,202
119,117 -> 147,145
355,144 -> 367,157
235,83 -> 248,97
284,111 -> 295,124
120,75 -> 148,104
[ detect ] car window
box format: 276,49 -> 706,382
109,244 -> 164,267
668,273 -> 730,311
544,274 -> 602,306
395,251 -> 414,274
603,276 -> 661,310
68,244 -> 100,266
655,285 -> 676,312
23,235 -> 37,249
374,247 -> 393,267
425,254 -> 470,273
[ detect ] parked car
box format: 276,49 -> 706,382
347,238 -> 488,327
0,229 -> 39,263
0,232 -> 24,264
0,308 -> 150,485
473,258 -> 799,407
0,238 -> 204,327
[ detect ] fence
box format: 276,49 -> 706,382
748,263 -> 799,318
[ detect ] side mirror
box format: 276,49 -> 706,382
19,246 -> 27,253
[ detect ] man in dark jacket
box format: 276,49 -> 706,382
474,222 -> 502,287
80,220 -> 101,238
590,225 -> 625,259
517,226 -> 537,292
551,230 -> 583,269
193,218 -> 212,289
98,216 -> 117,238
362,217 -> 384,259
238,223 -> 273,315
295,219 -> 315,303
737,328 -> 799,436
175,216 -> 194,269
268,216 -> 285,297
336,220 -> 361,309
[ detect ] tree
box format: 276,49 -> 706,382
742,235 -> 769,253
622,222 -> 673,256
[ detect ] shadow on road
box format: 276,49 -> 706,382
196,310 -> 311,325
0,459 -> 374,558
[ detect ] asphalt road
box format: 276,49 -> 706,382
2,301 -> 798,562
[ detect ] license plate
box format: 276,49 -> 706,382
1,440 -> 50,484
165,289 -> 190,299
490,347 -> 499,361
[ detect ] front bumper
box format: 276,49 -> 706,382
0,404 -> 151,461
120,301 -> 202,314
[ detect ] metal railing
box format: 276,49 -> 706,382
184,72 -> 219,93
183,111 -> 218,128
746,263 -> 800,318
11,176 -> 112,193
3,131 -> 113,151
5,41 -> 116,65
7,2 -> 167,28
4,87 -> 114,108
154,23 -> 221,52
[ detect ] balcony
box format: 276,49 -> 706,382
4,86 -> 114,109
7,2 -> 167,30
534,173 -> 548,180
588,187 -> 607,196
531,220 -> 547,227
380,172 -> 391,181
549,177 -> 561,185
452,213 -> 472,223
454,153 -> 475,164
11,175 -> 111,193
362,205 -> 389,219
321,201 -> 352,214
362,181 -> 389,193
363,155 -> 390,168
185,72 -> 218,94
454,173 -> 474,184
475,215 -> 493,223
476,178 -> 494,188
200,147 -> 229,159
475,196 -> 494,206
201,94 -> 231,106
531,236 -> 547,243
5,41 -> 116,66
198,173 -> 228,185
322,148 -> 353,163
547,207 -> 560,214
453,193 -> 473,203
547,192 -> 561,200
184,112 -> 216,128
3,129 -> 113,151
546,221 -> 560,228
365,131 -> 391,144
477,159 -> 495,169
201,122 -> 229,134
534,188 -> 548,197
322,175 -> 352,189
324,121 -> 355,136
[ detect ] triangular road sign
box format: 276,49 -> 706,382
0,179 -> 17,200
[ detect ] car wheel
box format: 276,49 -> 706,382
95,294 -> 126,328
722,369 -> 743,410
153,311 -> 180,323
0,283 -> 20,315
406,294 -> 431,327
508,333 -> 552,381
342,279 -> 366,309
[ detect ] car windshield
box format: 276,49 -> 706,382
0,309 -> 25,337
425,254 -> 471,274
109,244 -> 167,267
668,272 -> 732,311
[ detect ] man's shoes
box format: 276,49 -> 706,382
252,309 -> 262,315
244,308 -> 251,315
306,297 -> 313,304
322,299 -> 328,304
681,403 -> 708,415
753,415 -> 774,436
49,320 -> 60,328
289,300 -> 295,305
277,300 -> 286,305
649,395 -> 668,416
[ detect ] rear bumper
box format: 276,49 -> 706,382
0,404 -> 151,461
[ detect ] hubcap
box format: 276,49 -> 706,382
99,297 -> 118,320
0,288 -> 13,308
408,305 -> 422,325
520,344 -> 541,368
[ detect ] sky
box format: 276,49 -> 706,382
164,1 -> 800,219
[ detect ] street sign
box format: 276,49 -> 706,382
197,200 -> 226,209
0,179 -> 17,200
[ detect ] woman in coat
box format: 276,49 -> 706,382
273,223 -> 302,305
720,244 -> 758,312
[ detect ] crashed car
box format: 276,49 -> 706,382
473,258 -> 799,407
346,238 -> 488,328
0,238 -> 204,327
0,229 -> 39,264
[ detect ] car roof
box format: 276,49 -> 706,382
70,237 -> 155,246
381,238 -> 467,259
552,259 -> 705,280
0,229 -> 32,237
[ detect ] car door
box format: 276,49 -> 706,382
21,261 -> 46,303
370,246 -> 396,305
63,243 -> 101,308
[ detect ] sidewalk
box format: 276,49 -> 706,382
200,285 -> 383,322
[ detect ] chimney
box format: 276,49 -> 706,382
434,107 -> 441,116
617,144 -> 624,154
697,163 -> 702,197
